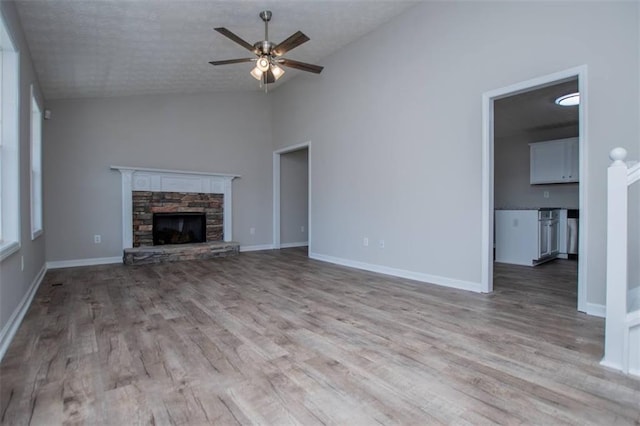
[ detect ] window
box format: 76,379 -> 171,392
30,85 -> 42,239
0,13 -> 20,261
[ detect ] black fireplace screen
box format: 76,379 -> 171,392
152,213 -> 206,245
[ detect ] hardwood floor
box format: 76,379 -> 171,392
1,248 -> 639,425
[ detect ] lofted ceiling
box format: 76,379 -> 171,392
14,1 -> 418,100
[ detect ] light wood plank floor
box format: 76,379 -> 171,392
1,248 -> 639,425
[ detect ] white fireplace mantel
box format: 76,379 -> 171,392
111,166 -> 240,249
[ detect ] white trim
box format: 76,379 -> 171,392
240,244 -> 274,252
29,84 -> 43,240
600,358 -> 622,371
118,169 -> 134,248
0,240 -> 19,261
46,256 -> 121,269
0,264 -> 46,362
30,229 -> 42,241
0,16 -> 21,255
628,286 -> 640,312
273,153 -> 281,249
310,252 -> 482,293
110,166 -> 240,249
481,65 -> 589,313
110,166 -> 240,179
273,141 -> 311,251
481,90 -> 494,294
280,241 -> 308,249
576,70 -> 589,314
585,302 -> 605,318
627,162 -> 640,185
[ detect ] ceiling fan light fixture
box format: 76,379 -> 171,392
210,11 -> 323,89
271,63 -> 285,80
250,67 -> 263,80
555,92 -> 580,106
256,56 -> 270,72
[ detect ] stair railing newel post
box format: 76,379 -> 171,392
601,147 -> 628,372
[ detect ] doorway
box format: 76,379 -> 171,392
273,142 -> 311,251
481,66 -> 588,313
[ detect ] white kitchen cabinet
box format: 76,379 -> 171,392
529,137 -> 579,184
495,209 -> 560,266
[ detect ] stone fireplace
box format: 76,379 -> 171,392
132,191 -> 222,247
112,166 -> 240,264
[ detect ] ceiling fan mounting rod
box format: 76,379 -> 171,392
260,10 -> 271,41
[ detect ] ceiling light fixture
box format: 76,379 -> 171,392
256,56 -> 270,72
555,92 -> 580,106
270,63 -> 285,80
250,67 -> 263,80
209,10 -> 323,91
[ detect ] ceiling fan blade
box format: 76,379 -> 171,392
214,27 -> 257,53
279,58 -> 323,74
273,31 -> 310,56
209,58 -> 254,66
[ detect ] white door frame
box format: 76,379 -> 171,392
481,65 -> 588,313
273,141 -> 311,250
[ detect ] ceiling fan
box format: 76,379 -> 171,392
209,10 -> 323,87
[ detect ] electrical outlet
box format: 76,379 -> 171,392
94,234 -> 101,244
301,226 -> 305,233
363,237 -> 369,247
379,239 -> 385,248
543,191 -> 550,198
250,227 -> 255,235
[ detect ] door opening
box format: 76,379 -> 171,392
273,142 -> 311,252
481,66 -> 588,313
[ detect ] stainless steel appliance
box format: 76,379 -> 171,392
567,209 -> 579,258
538,209 -> 560,260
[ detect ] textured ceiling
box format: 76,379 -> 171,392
14,0 -> 418,100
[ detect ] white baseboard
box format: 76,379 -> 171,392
240,244 -> 274,252
600,358 -> 622,371
280,242 -> 308,249
46,256 -> 122,269
0,264 -> 46,362
586,302 -> 606,318
309,252 -> 482,293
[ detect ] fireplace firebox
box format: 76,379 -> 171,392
152,213 -> 206,246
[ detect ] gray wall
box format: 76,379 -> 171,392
44,91 -> 273,261
0,2 -> 46,353
280,149 -> 308,245
494,126 -> 579,210
272,1 -> 640,305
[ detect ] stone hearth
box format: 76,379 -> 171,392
123,241 -> 240,265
